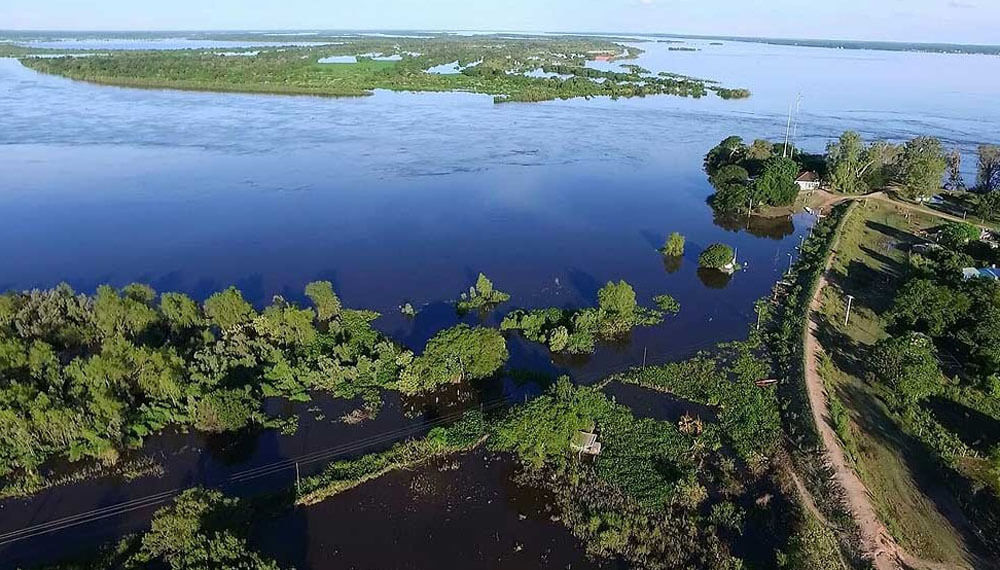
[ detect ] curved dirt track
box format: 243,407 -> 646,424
801,202 -> 972,570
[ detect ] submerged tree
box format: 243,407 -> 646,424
661,232 -> 686,257
699,243 -> 735,270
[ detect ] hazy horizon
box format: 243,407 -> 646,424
2,0 -> 999,45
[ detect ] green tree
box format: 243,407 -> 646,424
93,285 -> 158,341
699,243 -> 735,269
976,191 -> 1000,222
708,164 -> 750,213
661,232 -> 685,256
304,281 -> 342,321
889,279 -> 969,336
871,333 -> 941,404
946,148 -> 966,191
399,325 -> 508,394
457,273 -> 510,311
160,292 -> 203,331
704,136 -> 746,175
977,144 -> 1000,193
597,280 -> 639,336
899,136 -> 946,199
135,488 -> 282,570
747,138 -> 773,161
203,287 -> 255,332
753,157 -> 799,206
653,294 -> 681,315
826,131 -> 868,194
937,221 -> 981,249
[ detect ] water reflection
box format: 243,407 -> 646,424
661,254 -> 683,274
696,267 -> 734,289
713,212 -> 796,240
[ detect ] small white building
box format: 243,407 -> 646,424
794,171 -> 821,191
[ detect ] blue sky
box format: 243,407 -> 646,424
2,0 -> 998,44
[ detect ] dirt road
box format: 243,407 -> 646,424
801,205 -> 965,570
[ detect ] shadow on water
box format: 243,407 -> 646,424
696,267 -> 733,289
713,212 -> 796,240
661,254 -> 683,274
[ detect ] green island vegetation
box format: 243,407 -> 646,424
0,281 -> 508,497
27,211 -> 864,570
813,198 -> 1000,563
660,231 -> 686,256
704,136 -> 824,213
500,280 -> 666,354
653,293 -> 681,315
698,243 -> 736,270
9,35 -> 751,104
455,273 -> 510,313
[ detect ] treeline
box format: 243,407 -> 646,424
703,136 -> 822,213
0,281 -> 506,492
824,132 -> 1000,213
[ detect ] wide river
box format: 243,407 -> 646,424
2,35 -> 1000,568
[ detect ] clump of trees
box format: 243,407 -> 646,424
977,144 -> 1000,193
699,243 -> 735,270
704,136 -> 813,213
0,280 -> 509,490
661,232 -> 685,256
825,131 -> 948,199
654,294 -> 681,315
64,488 -> 285,570
501,280 -> 666,354
871,333 -> 942,405
397,325 -> 508,394
456,273 -> 510,312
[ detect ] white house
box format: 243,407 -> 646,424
794,171 -> 821,191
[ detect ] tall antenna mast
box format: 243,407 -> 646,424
782,93 -> 802,158
790,93 -> 803,158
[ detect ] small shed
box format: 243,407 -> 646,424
570,431 -> 602,456
794,171 -> 821,191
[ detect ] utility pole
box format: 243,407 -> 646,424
799,235 -> 805,250
787,252 -> 794,274
756,307 -> 762,331
642,347 -> 647,369
844,295 -> 855,327
295,462 -> 301,497
782,93 -> 802,158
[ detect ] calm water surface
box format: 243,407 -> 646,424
2,37 -> 1000,568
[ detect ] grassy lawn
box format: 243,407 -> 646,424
816,201 -> 975,565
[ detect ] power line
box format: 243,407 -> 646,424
0,395 -> 513,547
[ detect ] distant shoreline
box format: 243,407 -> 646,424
2,29 -> 999,56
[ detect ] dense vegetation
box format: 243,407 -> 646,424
698,243 -> 736,270
825,131 -> 949,198
43,488 -> 285,570
703,136 -> 819,213
660,232 -> 686,256
0,282 -> 507,495
15,35 -> 751,104
500,280 -> 666,354
455,273 -> 510,312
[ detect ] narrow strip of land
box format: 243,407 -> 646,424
801,198 -> 971,570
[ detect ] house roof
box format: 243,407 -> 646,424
795,171 -> 819,182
